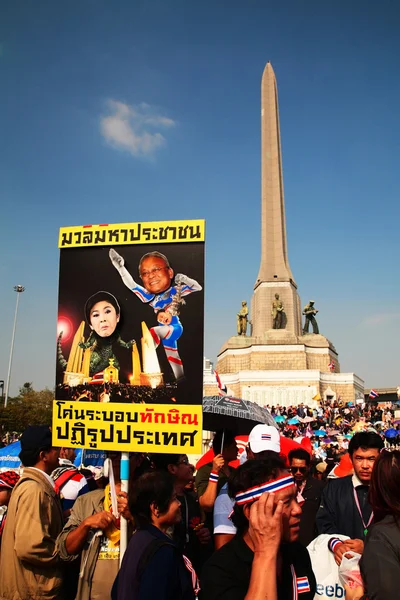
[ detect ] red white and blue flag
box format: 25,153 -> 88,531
296,576 -> 310,594
261,433 -> 271,441
369,389 -> 379,399
214,370 -> 227,396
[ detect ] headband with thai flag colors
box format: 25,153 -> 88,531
235,474 -> 295,505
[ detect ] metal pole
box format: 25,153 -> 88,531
5,286 -> 25,408
119,451 -> 130,564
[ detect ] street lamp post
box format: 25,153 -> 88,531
4,285 -> 25,408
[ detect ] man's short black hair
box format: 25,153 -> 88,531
288,448 -> 311,466
151,453 -> 181,471
348,431 -> 384,457
228,456 -> 286,535
212,429 -> 236,454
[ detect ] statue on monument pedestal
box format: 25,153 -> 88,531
271,293 -> 284,329
237,301 -> 249,336
303,300 -> 319,334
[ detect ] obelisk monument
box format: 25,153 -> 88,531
251,62 -> 302,340
208,61 -> 364,408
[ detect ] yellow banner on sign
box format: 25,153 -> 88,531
58,220 -> 205,248
52,400 -> 203,454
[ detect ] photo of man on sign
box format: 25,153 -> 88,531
109,248 -> 202,381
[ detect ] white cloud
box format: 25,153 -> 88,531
359,312 -> 400,328
100,100 -> 175,158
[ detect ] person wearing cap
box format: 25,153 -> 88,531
288,448 -> 325,547
201,457 -> 315,600
213,425 -> 280,550
0,425 -> 65,600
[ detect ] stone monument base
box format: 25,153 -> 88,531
217,332 -> 338,375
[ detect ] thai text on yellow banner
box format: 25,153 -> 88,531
52,401 -> 203,454
58,220 -> 205,248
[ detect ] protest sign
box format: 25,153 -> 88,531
54,219 -> 204,452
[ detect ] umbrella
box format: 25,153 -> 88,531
299,416 -> 315,423
313,430 -> 326,437
202,395 -> 277,435
373,421 -> 385,426
195,434 -> 303,470
384,428 -> 398,439
324,437 -> 333,444
287,425 -> 298,430
274,415 -> 286,423
288,417 -> 299,425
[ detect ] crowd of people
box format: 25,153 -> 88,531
1,399 -> 400,599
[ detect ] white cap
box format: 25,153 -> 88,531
248,425 -> 280,454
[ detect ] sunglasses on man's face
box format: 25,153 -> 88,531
290,466 -> 308,475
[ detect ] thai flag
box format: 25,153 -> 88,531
369,389 -> 379,399
214,370 -> 227,396
328,360 -> 335,371
261,434 -> 271,441
296,576 -> 310,593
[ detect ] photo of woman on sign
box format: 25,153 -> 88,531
57,291 -> 135,383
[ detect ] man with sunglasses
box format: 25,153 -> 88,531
288,449 -> 325,547
152,453 -> 212,575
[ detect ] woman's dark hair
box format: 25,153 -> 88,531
228,456 -> 287,535
84,291 -> 120,324
288,448 -> 311,466
129,471 -> 175,528
348,431 -> 384,457
369,450 -> 400,522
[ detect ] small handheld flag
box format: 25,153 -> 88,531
369,389 -> 379,399
214,370 -> 227,396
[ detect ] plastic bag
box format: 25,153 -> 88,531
338,552 -> 363,588
307,534 -> 349,599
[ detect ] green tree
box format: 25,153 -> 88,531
0,383 -> 54,436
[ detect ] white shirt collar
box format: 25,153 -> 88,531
352,474 -> 365,488
28,467 -> 55,489
59,458 -> 74,466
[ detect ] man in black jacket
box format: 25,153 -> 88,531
201,457 -> 316,600
316,431 -> 384,564
289,448 -> 325,547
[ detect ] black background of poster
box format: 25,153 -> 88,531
56,241 -> 204,405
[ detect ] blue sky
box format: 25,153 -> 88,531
1,0 -> 399,395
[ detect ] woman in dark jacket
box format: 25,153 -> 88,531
356,449 -> 400,599
113,471 -> 198,600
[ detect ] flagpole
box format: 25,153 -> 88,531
119,452 -> 129,565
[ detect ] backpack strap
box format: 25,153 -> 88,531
137,538 -> 176,580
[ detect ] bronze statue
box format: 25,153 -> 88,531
303,300 -> 319,334
271,293 -> 284,329
237,301 -> 248,336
